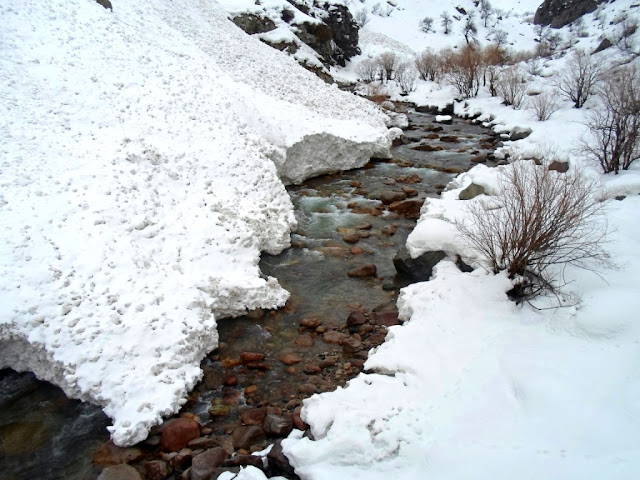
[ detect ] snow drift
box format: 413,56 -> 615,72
0,0 -> 390,446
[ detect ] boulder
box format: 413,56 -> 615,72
346,311 -> 367,327
95,0 -> 113,10
266,440 -> 296,478
393,247 -> 446,283
232,426 -> 266,450
160,418 -> 200,453
347,264 -> 377,277
190,448 -> 228,480
509,126 -> 532,141
593,37 -> 613,54
380,190 -> 407,205
388,199 -> 424,219
458,183 -> 485,200
92,441 -> 143,466
534,0 -> 605,28
263,414 -> 294,437
144,460 -> 172,480
548,160 -> 569,173
231,14 -> 276,35
97,465 -> 141,480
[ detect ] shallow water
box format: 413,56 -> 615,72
0,109 -> 496,479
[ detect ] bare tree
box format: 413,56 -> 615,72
444,45 -> 483,98
496,66 -> 527,109
479,0 -> 494,28
493,29 -> 508,47
376,52 -> 398,83
414,49 -> 441,81
441,11 -> 452,34
457,160 -> 608,301
420,17 -> 435,33
463,12 -> 479,45
356,58 -> 379,83
582,64 -> 640,174
395,61 -> 418,94
528,91 -> 561,121
555,49 -> 602,108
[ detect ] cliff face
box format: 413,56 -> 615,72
533,0 -> 606,28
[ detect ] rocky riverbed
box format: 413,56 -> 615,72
0,106 -> 501,480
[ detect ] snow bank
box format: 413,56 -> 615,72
0,0 -> 390,446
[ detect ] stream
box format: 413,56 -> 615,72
0,108 -> 499,480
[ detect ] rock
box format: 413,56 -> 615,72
232,426 -> 266,450
208,403 -> 230,417
322,330 -> 349,344
98,465 -> 141,480
471,155 -> 486,164
548,160 -> 569,173
190,448 -> 228,480
458,183 -> 485,200
401,186 -> 419,197
293,406 -> 309,431
396,173 -> 422,184
95,0 -> 113,10
188,437 -> 221,449
371,311 -> 400,327
144,460 -> 172,480
455,254 -> 475,273
240,352 -> 265,364
161,418 -> 201,452
393,247 -> 446,283
348,264 -> 377,277
294,334 -> 315,347
534,0 -> 605,27
319,356 -> 339,369
388,199 -> 424,219
593,37 -> 613,54
342,232 -> 361,243
346,311 -> 367,327
300,316 -> 322,329
279,352 -> 303,365
350,246 -> 363,254
263,414 -> 294,436
202,368 -> 224,390
241,407 -> 267,426
231,13 -> 277,34
223,455 -> 265,470
342,337 -> 363,353
509,126 -> 532,141
298,383 -> 318,394
303,364 -> 322,374
439,135 -> 459,143
380,190 -> 407,205
412,144 -> 444,152
415,105 -> 438,114
425,133 -> 440,140
92,441 -> 144,466
440,103 -> 455,115
172,448 -> 195,470
435,115 -> 453,124
267,440 -> 296,478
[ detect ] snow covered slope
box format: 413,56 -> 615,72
0,0 -> 390,446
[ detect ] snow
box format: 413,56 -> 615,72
0,0 -> 390,447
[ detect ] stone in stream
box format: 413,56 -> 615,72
190,447 -> 228,480
439,135 -> 459,142
342,336 -> 363,353
393,246 -> 446,283
402,186 -> 419,197
294,334 -> 315,347
223,454 -> 265,470
396,173 -> 422,184
188,437 -> 222,449
98,465 -> 141,480
160,418 -> 201,453
144,460 -> 172,480
293,406 -> 309,431
241,407 -> 267,426
279,352 -> 303,365
388,199 -> 424,219
232,426 -> 266,450
92,441 -> 144,466
412,144 -> 444,152
347,264 -> 377,278
263,414 -> 294,437
380,190 -> 407,205
323,330 -> 349,344
371,311 -> 401,327
346,311 -> 367,327
342,232 -> 361,243
300,316 -> 322,329
298,383 -> 318,394
240,352 -> 265,364
303,364 -> 322,374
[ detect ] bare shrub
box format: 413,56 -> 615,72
526,57 -> 543,76
496,66 -> 527,108
355,8 -> 370,27
414,49 -> 441,81
376,51 -> 398,83
463,12 -> 479,45
420,17 -> 434,33
356,58 -> 379,83
457,160 -> 608,301
441,11 -> 452,34
483,45 -> 509,97
615,16 -> 638,53
480,0 -> 494,27
493,29 -> 508,47
582,65 -> 640,174
528,91 -> 561,121
555,49 -> 602,108
395,61 -> 418,94
443,45 -> 483,99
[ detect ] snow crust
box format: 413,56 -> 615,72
0,0 -> 390,446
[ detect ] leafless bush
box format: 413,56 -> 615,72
457,160 -> 608,301
582,65 -> 640,174
443,45 -> 483,99
555,49 -> 602,108
480,0 -> 494,27
441,11 -> 452,34
395,61 -> 418,94
615,16 -> 638,53
528,91 -> 561,121
496,66 -> 527,108
420,17 -> 434,33
356,58 -> 379,83
414,49 -> 441,81
376,52 -> 398,83
355,8 -> 370,27
526,57 -> 543,76
463,12 -> 479,45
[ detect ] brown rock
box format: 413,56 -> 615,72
402,186 -> 419,197
241,407 -> 267,426
548,160 -> 569,173
97,465 -> 141,480
245,362 -> 269,370
293,406 -> 309,431
298,383 -> 318,394
300,316 -> 322,329
188,437 -> 221,449
244,385 -> 258,395
396,173 -> 422,184
440,135 -> 459,142
171,448 -> 195,470
202,369 -> 224,390
263,414 -> 294,436
348,204 -> 383,216
350,246 -> 363,254
426,133 -> 439,139
221,357 -> 242,368
190,448 -> 228,480
342,232 -> 361,244
92,441 -> 143,466
267,441 -> 296,477
347,264 -> 377,277
279,352 -> 303,365
342,337 -> 363,353
380,191 -> 407,205
232,426 -> 266,450
319,356 -> 338,369
160,418 -> 201,453
388,200 -> 424,219
471,155 -> 486,163
372,311 -> 401,327
294,334 -> 315,347
323,330 -> 349,344
144,460 -> 172,480
223,374 -> 238,386
303,364 -> 322,374
240,352 -> 265,364
223,455 -> 264,470
412,144 -> 444,152
346,311 -> 367,327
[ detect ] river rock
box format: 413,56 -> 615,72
439,135 -> 459,142
394,246 -> 446,283
232,426 -> 266,450
279,352 -> 303,365
509,126 -> 532,141
294,334 -> 315,347
160,418 -> 201,453
342,232 -> 361,243
263,414 -> 294,437
202,368 -> 224,390
240,352 -> 265,364
223,455 -> 265,470
458,183 -> 485,200
267,440 -> 296,478
303,363 -> 322,374
388,199 -> 424,219
241,407 -> 266,426
371,311 -> 401,327
190,448 -> 228,480
293,406 -> 309,431
319,356 -> 339,368
346,311 -> 367,327
322,330 -> 349,344
412,144 -> 444,152
92,441 -> 144,466
342,337 -> 363,353
347,264 -> 377,277
298,383 -> 318,394
144,460 -> 172,480
188,437 -> 221,449
396,173 -> 422,184
402,186 -> 419,197
548,160 -> 569,173
98,465 -> 141,480
300,316 -> 322,329
380,191 -> 407,205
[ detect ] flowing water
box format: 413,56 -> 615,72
0,108 -> 498,479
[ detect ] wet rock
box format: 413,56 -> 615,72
208,402 -> 230,417
440,135 -> 459,143
300,316 -> 322,329
240,352 -> 265,364
383,178 -> 397,185
294,334 -> 315,347
171,448 -> 195,470
394,246 -> 446,283
509,126 -> 532,141
350,246 -> 363,254
471,155 -> 486,163
548,160 -> 569,173
241,407 -> 267,426
92,441 -> 144,466
347,264 -> 377,277
188,437 -> 221,449
223,455 -> 265,470
396,173 -> 422,184
371,311 -> 401,327
341,231 -> 360,243
263,414 -> 294,437
348,203 -> 383,216
293,406 -> 309,431
267,440 -> 296,478
458,183 -> 485,200
298,383 -> 318,394
440,103 -> 455,115
279,352 -> 303,365
388,199 -> 424,219
346,311 -> 367,327
98,465 -> 141,480
223,373 -> 238,386
161,418 -> 201,453
245,362 -> 269,370
144,460 -> 172,480
381,225 -> 398,236
342,337 -> 363,353
244,385 -> 259,396
190,448 -> 228,480
402,186 -> 419,197
415,105 -> 438,114
443,166 -> 464,174
412,143 -> 444,152
202,369 -> 224,390
303,364 -> 322,374
319,356 -> 339,369
232,426 -> 266,450
380,191 -> 407,205
425,133 -> 439,139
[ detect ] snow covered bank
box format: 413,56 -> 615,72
0,0 -> 390,446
